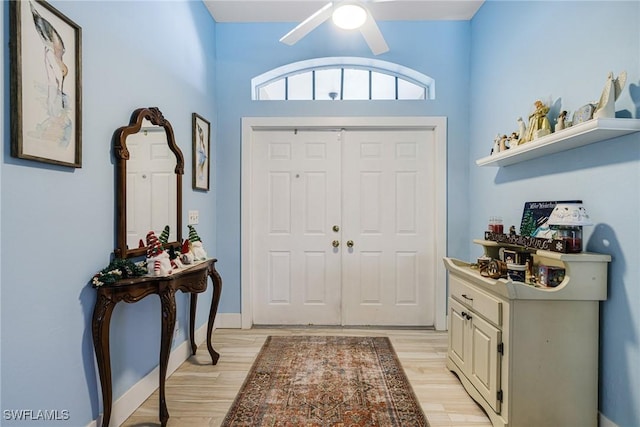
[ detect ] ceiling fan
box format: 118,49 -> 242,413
279,1 -> 390,55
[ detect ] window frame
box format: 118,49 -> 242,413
252,57 -> 435,101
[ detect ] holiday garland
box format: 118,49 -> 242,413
92,258 -> 147,287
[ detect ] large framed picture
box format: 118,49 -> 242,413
192,113 -> 211,191
10,0 -> 82,168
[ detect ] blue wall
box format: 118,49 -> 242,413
1,1 -> 217,425
469,1 -> 640,426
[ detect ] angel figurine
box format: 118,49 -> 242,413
593,71 -> 627,119
523,100 -> 551,143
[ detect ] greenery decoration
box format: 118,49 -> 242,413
92,258 -> 147,287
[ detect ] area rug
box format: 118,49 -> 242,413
221,335 -> 429,426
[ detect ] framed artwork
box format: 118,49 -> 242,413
10,0 -> 82,168
192,113 -> 211,191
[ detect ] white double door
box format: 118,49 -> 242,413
251,127 -> 436,326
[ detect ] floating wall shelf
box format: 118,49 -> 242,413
476,118 -> 640,167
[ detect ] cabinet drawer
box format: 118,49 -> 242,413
450,275 -> 502,326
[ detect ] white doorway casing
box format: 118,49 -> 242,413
241,117 -> 448,330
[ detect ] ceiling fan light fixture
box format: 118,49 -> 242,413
332,4 -> 367,30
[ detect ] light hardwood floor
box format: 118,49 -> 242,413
122,327 -> 491,427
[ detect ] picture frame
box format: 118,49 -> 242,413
192,113 -> 211,191
10,0 -> 82,168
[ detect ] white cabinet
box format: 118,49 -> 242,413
444,240 -> 611,427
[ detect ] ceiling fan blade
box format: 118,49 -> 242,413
359,8 -> 389,55
279,2 -> 334,46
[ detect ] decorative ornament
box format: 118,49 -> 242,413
181,239 -> 194,265
146,230 -> 172,276
522,99 -> 551,143
187,225 -> 208,260
91,258 -> 147,287
146,231 -> 164,258
594,71 -> 627,119
188,225 -> 201,242
159,225 -> 170,244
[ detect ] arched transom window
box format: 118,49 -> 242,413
252,57 -> 435,101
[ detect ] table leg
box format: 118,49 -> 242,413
189,293 -> 198,355
159,287 -> 177,427
92,293 -> 116,427
207,262 -> 223,364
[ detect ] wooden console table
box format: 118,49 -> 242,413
92,258 -> 222,427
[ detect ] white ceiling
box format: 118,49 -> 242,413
204,0 -> 485,23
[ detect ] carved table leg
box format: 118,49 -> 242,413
207,261 -> 223,364
92,292 -> 116,427
159,286 -> 177,427
189,293 -> 198,355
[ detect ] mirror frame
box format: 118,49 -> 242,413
113,107 -> 185,259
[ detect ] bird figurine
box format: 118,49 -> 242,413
594,71 -> 627,119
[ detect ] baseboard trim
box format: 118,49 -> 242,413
215,312 -> 242,329
599,412 -> 619,427
87,322 -> 212,427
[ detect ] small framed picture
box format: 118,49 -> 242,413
10,0 -> 82,168
192,113 -> 211,191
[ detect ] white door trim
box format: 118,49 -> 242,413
241,116 -> 448,330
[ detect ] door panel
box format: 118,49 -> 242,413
341,129 -> 435,325
253,130 -> 342,325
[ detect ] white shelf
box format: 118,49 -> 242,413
476,118 -> 640,167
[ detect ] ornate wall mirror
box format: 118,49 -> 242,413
114,107 -> 184,259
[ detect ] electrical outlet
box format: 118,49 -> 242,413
188,210 -> 199,225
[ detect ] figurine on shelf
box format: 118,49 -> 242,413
146,231 -> 173,276
522,100 -> 551,143
593,71 -> 627,119
499,134 -> 509,152
516,117 -> 527,145
556,110 -> 568,131
188,225 -> 208,260
491,134 -> 501,155
523,100 -> 551,143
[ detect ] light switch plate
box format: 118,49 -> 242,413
188,210 -> 199,225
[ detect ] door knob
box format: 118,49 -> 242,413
332,240 -> 340,248
346,240 -> 354,248
332,225 -> 340,232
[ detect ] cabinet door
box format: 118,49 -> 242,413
448,298 -> 468,372
468,312 -> 502,413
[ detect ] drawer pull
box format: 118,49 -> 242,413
461,294 -> 473,301
461,311 -> 473,320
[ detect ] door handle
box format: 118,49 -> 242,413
332,240 -> 340,248
346,240 -> 354,248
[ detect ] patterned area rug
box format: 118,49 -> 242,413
222,336 -> 429,426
